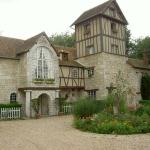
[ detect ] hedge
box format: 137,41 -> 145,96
0,103 -> 22,108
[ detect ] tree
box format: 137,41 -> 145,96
49,32 -> 75,47
125,27 -> 136,57
128,36 -> 150,61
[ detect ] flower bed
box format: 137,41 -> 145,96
74,112 -> 150,134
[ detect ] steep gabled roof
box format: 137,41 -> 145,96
16,32 -> 57,55
127,58 -> 150,70
0,36 -> 24,59
72,0 -> 128,25
0,32 -> 57,58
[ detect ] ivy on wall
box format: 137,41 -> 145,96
141,74 -> 150,100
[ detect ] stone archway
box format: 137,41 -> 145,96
38,94 -> 49,116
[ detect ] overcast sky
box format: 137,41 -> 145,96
0,0 -> 149,40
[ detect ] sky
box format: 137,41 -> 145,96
0,0 -> 149,40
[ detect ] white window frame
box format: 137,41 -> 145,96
35,47 -> 51,79
72,68 -> 78,78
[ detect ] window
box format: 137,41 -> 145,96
34,47 -> 53,79
72,68 -> 78,78
86,45 -> 95,55
10,93 -> 17,103
111,44 -> 119,54
87,67 -> 94,77
88,90 -> 96,99
62,53 -> 68,61
84,22 -> 91,35
111,22 -> 117,34
109,8 -> 116,17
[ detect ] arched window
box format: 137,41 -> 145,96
10,93 -> 17,103
34,47 -> 53,79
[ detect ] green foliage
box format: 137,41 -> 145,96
74,112 -> 150,134
141,74 -> 150,100
139,100 -> 150,105
0,103 -> 22,108
49,32 -> 75,47
73,97 -> 105,118
125,27 -> 136,56
135,105 -> 150,116
105,94 -> 114,114
128,36 -> 150,61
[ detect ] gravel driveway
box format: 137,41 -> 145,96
0,116 -> 150,150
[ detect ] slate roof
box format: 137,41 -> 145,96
0,36 -> 24,58
127,58 -> 150,70
72,0 -> 128,25
59,60 -> 84,68
54,45 -> 77,60
0,32 -> 57,58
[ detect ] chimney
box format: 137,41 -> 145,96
143,49 -> 149,65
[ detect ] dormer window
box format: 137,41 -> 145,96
84,22 -> 91,35
111,44 -> 119,53
62,53 -> 68,61
86,45 -> 95,55
111,22 -> 117,34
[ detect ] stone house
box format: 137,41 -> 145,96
0,0 -> 150,117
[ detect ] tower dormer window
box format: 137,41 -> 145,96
86,45 -> 95,55
110,8 -> 116,17
111,44 -> 119,54
84,22 -> 91,35
111,22 -> 117,34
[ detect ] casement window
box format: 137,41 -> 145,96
84,22 -> 91,35
10,93 -> 17,103
72,68 -> 78,78
111,22 -> 117,34
34,47 -> 53,79
111,44 -> 119,53
87,67 -> 94,77
86,45 -> 95,55
88,90 -> 96,99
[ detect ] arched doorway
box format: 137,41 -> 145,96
38,94 -> 49,116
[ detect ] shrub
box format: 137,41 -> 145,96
135,105 -> 150,116
73,97 -> 105,118
0,103 -> 22,108
139,100 -> 150,106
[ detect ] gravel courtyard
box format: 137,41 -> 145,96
0,116 -> 150,150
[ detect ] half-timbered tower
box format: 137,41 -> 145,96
72,0 -> 129,99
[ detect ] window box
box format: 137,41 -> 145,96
45,79 -> 55,84
32,78 -> 55,84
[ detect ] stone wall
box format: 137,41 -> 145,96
0,58 -> 19,103
77,52 -> 150,102
60,89 -> 86,102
